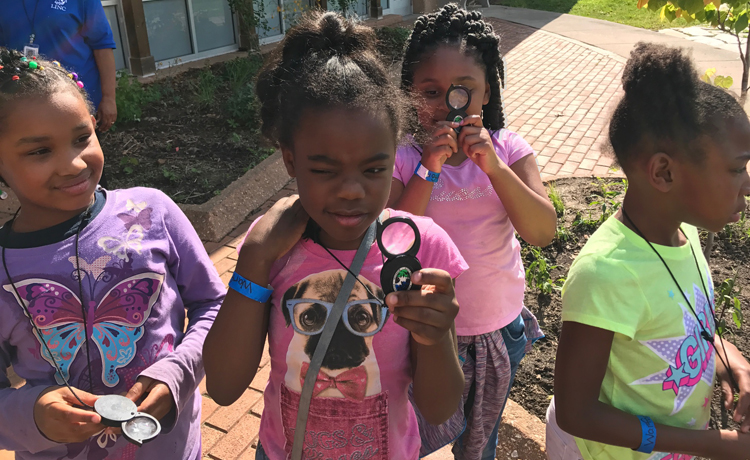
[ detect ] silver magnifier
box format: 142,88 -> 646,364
94,395 -> 161,446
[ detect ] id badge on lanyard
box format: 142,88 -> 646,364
23,43 -> 39,58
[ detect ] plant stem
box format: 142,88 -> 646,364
704,231 -> 714,260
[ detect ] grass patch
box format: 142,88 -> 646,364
490,0 -> 689,30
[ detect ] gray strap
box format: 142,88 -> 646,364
291,221 -> 377,460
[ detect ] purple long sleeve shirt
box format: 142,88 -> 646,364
0,187 -> 225,459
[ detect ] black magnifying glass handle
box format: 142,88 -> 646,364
446,85 -> 472,133
377,217 -> 423,296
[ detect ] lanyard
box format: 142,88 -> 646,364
22,0 -> 40,44
621,208 -> 739,392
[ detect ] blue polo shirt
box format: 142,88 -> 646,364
0,0 -> 116,109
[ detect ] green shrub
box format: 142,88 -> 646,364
193,68 -> 220,107
115,73 -> 161,124
375,26 -> 411,64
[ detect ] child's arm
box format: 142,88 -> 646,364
458,116 -> 556,247
204,196 -> 309,406
390,269 -> 464,425
714,336 -> 750,432
555,321 -> 750,459
132,194 -> 227,429
388,122 -> 458,214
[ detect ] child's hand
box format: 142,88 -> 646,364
385,269 -> 459,346
125,376 -> 174,422
421,122 -> 459,172
102,376 -> 175,436
458,115 -> 502,175
33,386 -> 103,443
241,195 -> 309,265
713,429 -> 750,459
719,356 -> 750,433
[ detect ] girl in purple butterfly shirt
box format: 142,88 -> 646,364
0,48 -> 225,459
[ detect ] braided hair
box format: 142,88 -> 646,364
610,42 -> 747,168
0,48 -> 92,130
256,11 -> 408,149
401,4 -> 506,131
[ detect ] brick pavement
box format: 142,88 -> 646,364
490,18 -> 623,178
0,17 -> 626,460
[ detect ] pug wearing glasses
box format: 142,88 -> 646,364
281,270 -> 387,399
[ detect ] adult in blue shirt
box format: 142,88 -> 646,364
0,0 -> 118,132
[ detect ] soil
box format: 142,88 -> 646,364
98,29 -> 414,206
99,59 -> 275,205
511,177 -> 750,432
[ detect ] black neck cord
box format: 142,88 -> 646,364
310,222 -> 385,306
22,0 -> 40,42
2,206 -> 95,408
621,208 -> 739,393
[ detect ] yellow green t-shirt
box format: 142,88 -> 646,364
562,216 -> 716,460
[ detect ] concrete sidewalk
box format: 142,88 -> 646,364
481,5 -> 745,91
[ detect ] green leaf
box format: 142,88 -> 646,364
661,3 -> 678,21
735,10 -> 748,33
714,75 -> 734,88
733,309 -> 742,328
683,0 -> 705,14
648,0 -> 668,12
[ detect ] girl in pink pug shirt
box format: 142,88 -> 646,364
203,11 -> 469,460
390,5 -> 557,459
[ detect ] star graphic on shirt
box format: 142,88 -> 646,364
687,418 -> 697,427
630,283 -> 715,415
668,290 -> 675,299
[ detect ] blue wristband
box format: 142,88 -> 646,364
229,272 -> 273,303
414,162 -> 440,183
634,416 -> 656,454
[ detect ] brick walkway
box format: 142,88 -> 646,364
0,17 -> 625,460
491,18 -> 623,178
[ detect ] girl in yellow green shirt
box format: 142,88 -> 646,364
547,42 -> 750,460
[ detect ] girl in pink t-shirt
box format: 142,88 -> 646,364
389,5 -> 557,459
203,12 -> 469,460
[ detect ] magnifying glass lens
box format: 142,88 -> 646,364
124,417 -> 158,437
448,87 -> 470,110
122,413 -> 161,446
380,221 -> 416,256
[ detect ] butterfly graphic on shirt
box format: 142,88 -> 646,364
97,225 -> 145,262
126,199 -> 148,213
4,272 -> 164,387
118,208 -> 152,231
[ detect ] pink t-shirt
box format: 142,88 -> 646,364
244,210 -> 467,460
394,129 -> 535,336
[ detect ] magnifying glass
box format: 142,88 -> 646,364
446,84 -> 471,133
377,217 -> 422,296
94,395 -> 161,446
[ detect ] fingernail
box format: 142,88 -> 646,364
412,272 -> 421,283
386,293 -> 398,306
